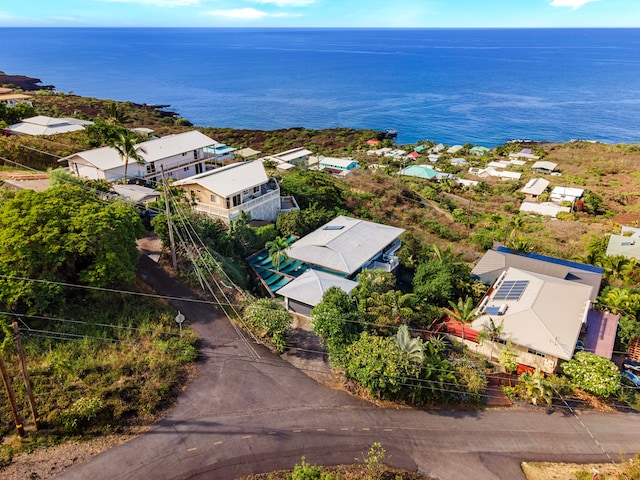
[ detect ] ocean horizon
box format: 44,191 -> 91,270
1,27 -> 639,146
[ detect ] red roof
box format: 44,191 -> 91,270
443,320 -> 480,343
409,151 -> 420,158
365,139 -> 381,145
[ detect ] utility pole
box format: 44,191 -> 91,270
0,349 -> 25,437
13,322 -> 40,430
160,165 -> 178,270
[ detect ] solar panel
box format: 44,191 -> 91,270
493,280 -> 529,301
484,306 -> 501,315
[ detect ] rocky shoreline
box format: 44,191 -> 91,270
0,71 -> 54,91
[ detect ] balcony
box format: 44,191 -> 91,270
371,254 -> 400,273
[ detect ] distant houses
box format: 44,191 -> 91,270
606,226 -> 640,261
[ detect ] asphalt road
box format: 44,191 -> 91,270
57,255 -> 640,480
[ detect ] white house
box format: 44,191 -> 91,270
6,115 -> 93,136
550,186 -> 584,204
520,178 -> 550,201
271,147 -> 313,167
519,201 -> 570,218
61,130 -> 219,184
286,215 -> 405,278
173,160 -> 299,224
319,157 -> 359,175
532,161 -> 558,174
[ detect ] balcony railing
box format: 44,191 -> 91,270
192,187 -> 280,220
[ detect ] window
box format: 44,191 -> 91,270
210,194 -> 217,203
183,166 -> 190,172
193,149 -> 199,159
527,348 -> 546,358
146,163 -> 156,174
253,186 -> 260,193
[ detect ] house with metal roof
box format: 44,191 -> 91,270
271,147 -> 313,166
532,161 -> 558,174
465,267 -> 594,373
61,130 -> 219,184
509,150 -> 540,161
606,226 -> 640,260
447,145 -> 464,154
520,178 -> 550,201
319,157 -> 359,175
470,146 -> 490,156
519,201 -> 570,217
0,89 -> 33,107
173,160 -> 299,224
286,215 -> 405,278
399,165 -> 452,181
277,269 -> 359,317
550,186 -> 584,204
6,115 -> 93,136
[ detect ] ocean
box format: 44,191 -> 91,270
1,28 -> 639,146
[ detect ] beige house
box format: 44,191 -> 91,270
173,160 -> 298,224
519,178 -> 550,201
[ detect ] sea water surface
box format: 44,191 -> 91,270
1,28 -> 639,146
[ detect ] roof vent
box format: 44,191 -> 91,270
323,225 -> 344,231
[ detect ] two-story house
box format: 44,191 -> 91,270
173,160 -> 299,224
61,130 -> 220,184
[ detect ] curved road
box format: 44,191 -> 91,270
58,255 -> 640,480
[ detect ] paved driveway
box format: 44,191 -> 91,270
57,255 -> 640,480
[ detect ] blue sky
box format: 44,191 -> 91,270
2,0 -> 639,27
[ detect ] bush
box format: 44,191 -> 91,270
562,351 -> 621,397
244,298 -> 293,353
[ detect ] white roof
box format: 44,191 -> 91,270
550,186 -> 584,198
520,178 -> 550,196
111,184 -> 161,203
236,147 -> 262,158
287,216 -> 405,275
447,145 -> 464,154
274,147 -> 312,163
276,269 -> 358,307
137,130 -> 217,162
173,161 -> 268,197
472,267 -> 592,361
8,115 -> 93,136
496,170 -> 522,180
276,162 -> 296,171
621,226 -> 640,238
532,161 -> 557,171
520,201 -> 570,217
61,130 -> 217,171
487,161 -> 510,169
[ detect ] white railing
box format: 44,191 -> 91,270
192,188 -> 280,220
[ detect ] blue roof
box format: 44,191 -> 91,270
495,246 -> 604,274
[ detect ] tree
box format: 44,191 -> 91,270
84,118 -> 130,147
366,290 -> 418,333
353,269 -> 395,314
227,210 -> 259,257
104,101 -> 131,125
499,339 -> 518,373
395,325 -> 424,363
276,203 -> 332,238
0,185 -> 144,313
265,236 -> 289,271
279,170 -> 346,211
443,296 -> 476,341
110,131 -> 146,182
518,369 -> 553,406
478,317 -> 504,362
243,298 -> 293,353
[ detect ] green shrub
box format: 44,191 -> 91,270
244,298 -> 293,353
58,396 -> 105,433
562,351 -> 620,397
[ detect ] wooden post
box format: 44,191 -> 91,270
13,323 -> 40,430
160,165 -> 178,270
0,350 -> 25,437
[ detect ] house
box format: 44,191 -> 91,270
276,269 -> 359,317
487,161 -> 510,169
1,173 -> 50,192
367,147 -> 393,156
235,147 -> 262,160
407,151 -> 421,160
6,115 -> 93,136
0,88 -> 33,107
509,149 -> 540,161
532,161 -> 558,174
471,247 -> 603,302
428,154 -> 441,163
110,184 -> 161,205
550,186 -> 584,204
451,247 -> 612,372
61,130 -> 219,184
286,215 -> 405,278
365,139 -> 381,146
470,146 -> 490,156
447,145 -> 464,154
430,143 -> 446,154
519,201 -> 570,217
449,157 -> 467,166
173,160 -> 299,224
399,165 -> 452,181
463,267 -> 594,373
271,147 -> 313,167
483,168 -> 522,181
319,157 -> 359,175
606,226 -> 640,260
455,178 -> 479,188
519,178 -> 550,201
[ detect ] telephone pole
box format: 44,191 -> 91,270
0,349 -> 25,437
160,165 -> 178,270
13,322 -> 40,430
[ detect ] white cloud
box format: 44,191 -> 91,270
253,0 -> 315,6
550,0 -> 600,9
102,0 -> 201,6
204,8 -> 269,19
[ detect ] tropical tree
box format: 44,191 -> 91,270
366,290 -> 418,332
478,317 -> 504,362
598,255 -> 631,284
443,296 -> 476,341
498,339 -> 518,373
395,325 -> 424,363
104,101 -> 131,125
110,131 -> 146,182
518,369 -> 553,406
265,236 -> 289,271
243,298 -> 293,353
353,269 -> 395,314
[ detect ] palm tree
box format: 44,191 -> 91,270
110,132 -> 146,182
265,236 -> 289,272
367,290 -> 417,332
443,296 -> 476,341
478,317 -> 504,362
105,101 -> 131,125
520,369 -> 553,407
598,255 -> 630,283
395,324 -> 424,363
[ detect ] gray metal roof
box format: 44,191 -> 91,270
173,161 -> 268,198
606,234 -> 640,260
520,178 -> 550,196
287,216 -> 404,275
276,269 -> 358,307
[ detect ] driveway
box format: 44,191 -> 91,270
57,254 -> 640,480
